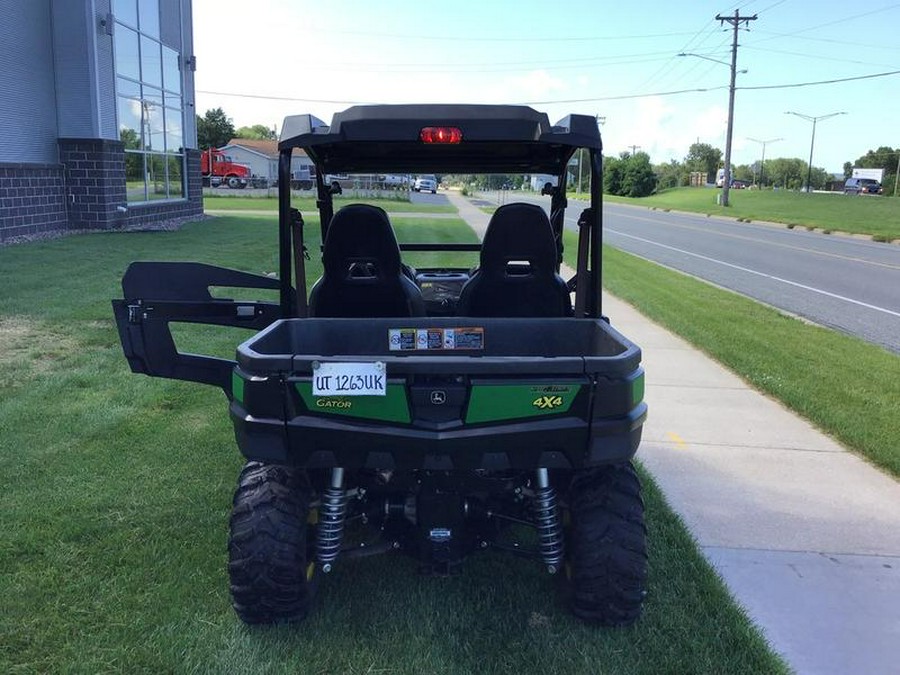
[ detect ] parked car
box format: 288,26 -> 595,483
730,179 -> 749,189
414,175 -> 438,193
844,177 -> 883,195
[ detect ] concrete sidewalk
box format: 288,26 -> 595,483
448,192 -> 900,675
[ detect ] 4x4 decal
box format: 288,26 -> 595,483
533,395 -> 564,410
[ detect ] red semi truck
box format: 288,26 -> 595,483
200,148 -> 251,189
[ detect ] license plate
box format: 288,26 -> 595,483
312,361 -> 386,396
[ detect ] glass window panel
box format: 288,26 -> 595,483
162,46 -> 181,95
147,154 -> 167,200
164,108 -> 183,152
143,101 -> 165,151
116,76 -> 140,98
164,92 -> 181,112
113,0 -> 138,28
140,35 -> 162,87
117,96 -> 143,148
114,25 -> 140,80
167,155 -> 184,198
141,85 -> 163,107
125,152 -> 146,203
138,0 -> 160,38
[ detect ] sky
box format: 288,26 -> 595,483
192,0 -> 900,174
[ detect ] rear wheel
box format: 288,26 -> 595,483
228,462 -> 316,624
565,462 -> 647,626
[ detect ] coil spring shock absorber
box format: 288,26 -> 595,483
533,468 -> 564,574
316,467 -> 347,573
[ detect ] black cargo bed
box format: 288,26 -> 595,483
231,318 -> 646,471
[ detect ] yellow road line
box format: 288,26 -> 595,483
666,432 -> 688,450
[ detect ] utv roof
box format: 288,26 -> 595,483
278,104 -> 602,174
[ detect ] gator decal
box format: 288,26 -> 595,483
465,384 -> 578,424
295,382 -> 410,423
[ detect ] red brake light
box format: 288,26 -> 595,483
420,127 -> 463,144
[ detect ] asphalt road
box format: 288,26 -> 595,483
489,192 -> 900,354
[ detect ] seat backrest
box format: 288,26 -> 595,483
308,204 -> 425,317
457,202 -> 571,317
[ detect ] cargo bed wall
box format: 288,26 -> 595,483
237,317 -> 640,377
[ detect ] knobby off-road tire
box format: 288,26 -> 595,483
228,462 -> 315,624
566,462 -> 648,626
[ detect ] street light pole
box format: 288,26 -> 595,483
747,137 -> 782,188
784,111 -> 846,192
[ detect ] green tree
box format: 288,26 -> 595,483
843,161 -> 853,179
603,153 -> 657,197
620,152 -> 657,197
684,143 -> 723,183
763,157 -> 830,190
653,160 -> 687,191
603,155 -> 625,195
731,164 -> 754,183
850,146 -> 898,176
119,128 -> 143,179
197,107 -> 235,149
235,124 -> 276,140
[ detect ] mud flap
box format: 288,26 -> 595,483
112,262 -> 292,398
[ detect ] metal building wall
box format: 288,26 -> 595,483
95,0 -> 119,140
51,0 -> 101,139
0,0 -> 60,163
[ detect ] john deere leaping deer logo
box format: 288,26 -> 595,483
532,395 -> 564,410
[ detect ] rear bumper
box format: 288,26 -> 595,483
231,401 -> 647,470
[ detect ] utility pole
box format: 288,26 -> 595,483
628,145 -> 641,156
894,150 -> 900,197
716,10 -> 757,207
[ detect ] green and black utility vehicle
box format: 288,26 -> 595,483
113,104 -> 648,626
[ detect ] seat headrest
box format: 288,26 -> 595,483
323,204 -> 402,277
480,203 -> 557,275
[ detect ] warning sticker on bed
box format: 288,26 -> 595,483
389,327 -> 484,351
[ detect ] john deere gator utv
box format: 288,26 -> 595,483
113,104 -> 648,626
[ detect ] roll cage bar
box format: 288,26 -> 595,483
276,104 -> 604,319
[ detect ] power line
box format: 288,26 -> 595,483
322,53 -> 677,76
748,2 -> 900,45
195,68 -> 900,108
742,44 -> 896,68
738,69 -> 900,90
325,49 -> 680,71
307,27 -> 700,43
748,30 -> 900,51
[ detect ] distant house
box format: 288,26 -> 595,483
219,139 -> 313,184
825,173 -> 846,192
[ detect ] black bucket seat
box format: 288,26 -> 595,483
308,204 -> 425,317
457,203 -> 571,317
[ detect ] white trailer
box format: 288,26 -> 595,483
852,167 -> 884,182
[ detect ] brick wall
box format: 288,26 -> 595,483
58,139 -> 203,231
0,142 -> 203,243
0,163 -> 67,243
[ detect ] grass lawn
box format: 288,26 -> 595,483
602,187 -> 900,241
560,232 -> 900,477
0,216 -> 786,674
204,195 -> 457,213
